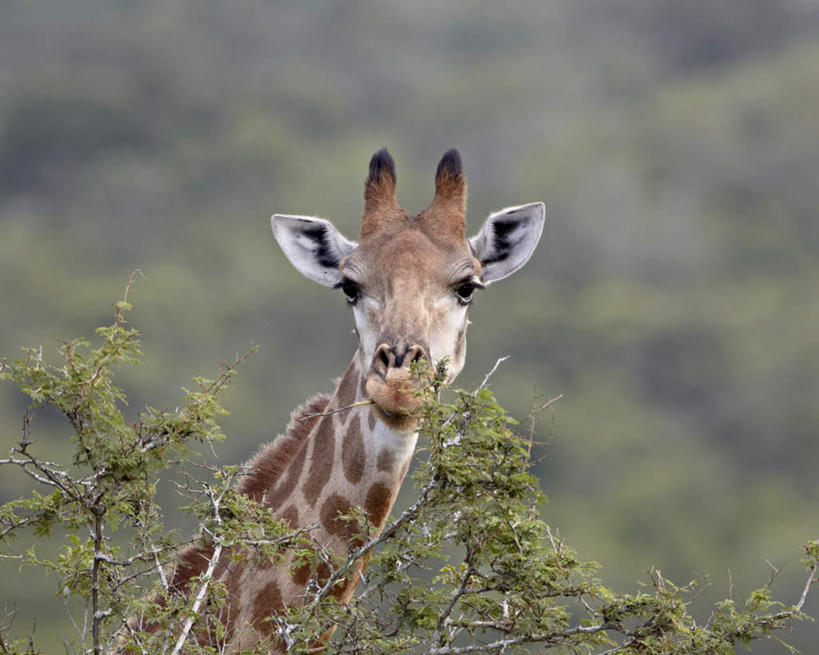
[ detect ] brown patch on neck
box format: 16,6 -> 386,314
342,415 -> 365,485
222,559 -> 246,641
168,541 -> 216,595
335,362 -> 360,410
279,505 -> 299,529
250,581 -> 283,637
303,416 -> 336,507
292,556 -> 331,589
364,482 -> 395,528
377,448 -> 394,473
330,561 -> 363,602
320,493 -> 360,542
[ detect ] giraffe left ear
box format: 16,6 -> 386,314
469,202 -> 545,284
271,214 -> 358,287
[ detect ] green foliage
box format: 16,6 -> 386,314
2,299 -> 815,653
268,368 -> 817,654
0,287 -> 277,654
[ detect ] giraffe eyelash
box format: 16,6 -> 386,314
336,279 -> 361,305
453,278 -> 484,305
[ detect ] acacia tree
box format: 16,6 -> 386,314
0,288 -> 816,654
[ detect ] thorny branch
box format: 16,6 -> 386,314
91,502 -> 109,655
476,355 -> 509,390
170,483 -> 228,655
302,473 -> 444,615
290,368 -> 819,654
299,399 -> 375,422
2,302 -> 818,654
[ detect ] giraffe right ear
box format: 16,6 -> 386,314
271,214 -> 358,287
469,202 -> 545,284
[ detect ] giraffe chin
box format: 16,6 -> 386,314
365,375 -> 422,433
372,405 -> 419,432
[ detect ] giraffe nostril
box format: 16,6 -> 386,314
409,345 -> 426,365
373,344 -> 392,378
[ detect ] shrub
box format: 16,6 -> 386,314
1,286 -> 816,654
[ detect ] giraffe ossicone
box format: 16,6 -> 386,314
120,148 -> 545,653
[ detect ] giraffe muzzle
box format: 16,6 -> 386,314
365,343 -> 427,429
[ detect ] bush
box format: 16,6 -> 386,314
1,287 -> 816,654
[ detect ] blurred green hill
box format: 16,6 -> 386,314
1,1 -> 818,652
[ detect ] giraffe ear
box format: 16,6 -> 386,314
469,202 -> 545,284
271,214 -> 357,287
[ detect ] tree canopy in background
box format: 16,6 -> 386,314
1,1 -> 818,652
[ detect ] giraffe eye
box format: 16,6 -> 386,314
340,280 -> 361,304
455,282 -> 477,304
453,277 -> 484,305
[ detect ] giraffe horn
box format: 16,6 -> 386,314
418,148 -> 467,239
361,148 -> 399,237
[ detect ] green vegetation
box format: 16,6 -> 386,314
1,300 -> 816,653
2,2 -> 819,652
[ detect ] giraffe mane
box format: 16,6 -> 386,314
236,393 -> 331,503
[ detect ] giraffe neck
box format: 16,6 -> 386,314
296,355 -> 417,542
221,355 -> 418,651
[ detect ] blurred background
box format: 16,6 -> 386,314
1,1 -> 818,652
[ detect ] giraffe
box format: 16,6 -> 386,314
122,148 -> 544,652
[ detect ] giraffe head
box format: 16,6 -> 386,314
271,148 -> 544,431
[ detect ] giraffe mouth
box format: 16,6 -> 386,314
370,403 -> 419,432
365,372 -> 422,431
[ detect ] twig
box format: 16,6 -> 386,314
170,543 -> 223,655
794,560 -> 818,613
526,392 -> 563,457
436,564 -> 474,636
91,506 -> 106,655
170,484 -> 229,655
154,551 -> 169,593
533,393 -> 563,413
60,592 -> 85,645
476,356 -> 509,391
426,621 -> 612,654
759,558 -> 817,628
299,399 -> 374,422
